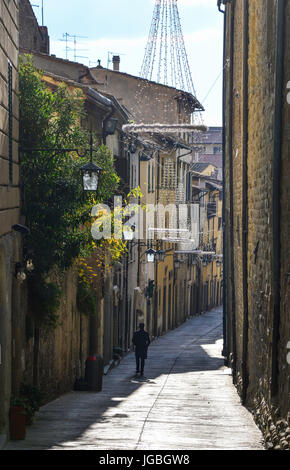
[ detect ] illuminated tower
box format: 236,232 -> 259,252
140,0 -> 197,97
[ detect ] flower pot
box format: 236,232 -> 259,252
10,406 -> 26,440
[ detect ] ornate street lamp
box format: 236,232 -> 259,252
146,248 -> 156,263
103,118 -> 118,136
156,250 -> 166,262
174,258 -> 181,269
15,262 -> 27,282
80,161 -> 103,192
80,131 -> 103,192
20,129 -> 104,194
123,227 -> 135,241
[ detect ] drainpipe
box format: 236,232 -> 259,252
241,0 -> 249,405
153,151 -> 161,337
218,0 -> 236,374
218,0 -> 228,360
271,0 -> 285,398
137,147 -> 141,288
228,3 -> 237,383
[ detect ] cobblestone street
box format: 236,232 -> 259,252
6,308 -> 264,451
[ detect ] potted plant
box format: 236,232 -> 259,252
10,396 -> 26,440
19,383 -> 43,425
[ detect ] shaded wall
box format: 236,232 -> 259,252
0,0 -> 20,446
224,0 -> 290,450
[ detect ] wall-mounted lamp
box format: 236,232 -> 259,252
139,151 -> 151,161
129,143 -> 137,154
80,131 -> 104,192
103,118 -> 118,136
12,224 -> 30,236
174,258 -> 181,270
26,259 -> 34,272
156,250 -> 166,262
15,262 -> 27,282
20,130 -> 104,194
146,248 -> 156,263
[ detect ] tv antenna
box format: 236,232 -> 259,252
31,0 -> 44,26
60,33 -> 88,61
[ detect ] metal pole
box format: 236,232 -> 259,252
218,0 -> 228,360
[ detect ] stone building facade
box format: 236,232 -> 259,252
19,0 -> 49,54
12,53 -> 132,397
0,0 -> 20,447
90,61 -> 203,127
221,0 -> 290,450
90,61 -> 224,341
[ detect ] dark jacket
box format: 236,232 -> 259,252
132,330 -> 150,358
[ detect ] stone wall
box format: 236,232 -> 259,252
90,67 -> 194,126
0,0 -> 20,446
0,0 -> 20,234
19,0 -> 49,54
12,262 -> 113,408
224,0 -> 290,450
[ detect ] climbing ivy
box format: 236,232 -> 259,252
19,55 -> 120,276
19,56 -> 122,329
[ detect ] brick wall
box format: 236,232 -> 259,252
22,269 -> 92,402
0,0 -> 20,235
0,0 -> 20,446
90,68 -> 193,125
19,0 -> 49,54
224,0 -> 290,450
278,0 -> 290,425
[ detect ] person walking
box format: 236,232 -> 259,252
132,323 -> 150,376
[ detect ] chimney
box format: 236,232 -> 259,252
112,55 -> 120,72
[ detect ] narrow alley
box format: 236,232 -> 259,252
1,0 -> 289,453
5,308 -> 264,451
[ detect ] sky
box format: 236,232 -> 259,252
31,0 -> 224,126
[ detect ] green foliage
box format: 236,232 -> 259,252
10,396 -> 27,408
77,279 -> 97,316
28,276 -> 62,330
19,383 -> 44,413
19,55 -> 119,276
11,385 -> 43,424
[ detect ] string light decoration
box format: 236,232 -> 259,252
122,123 -> 207,134
140,0 -> 202,124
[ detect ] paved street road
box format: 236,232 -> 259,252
6,307 -> 264,450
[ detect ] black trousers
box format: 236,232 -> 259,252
135,354 -> 145,373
